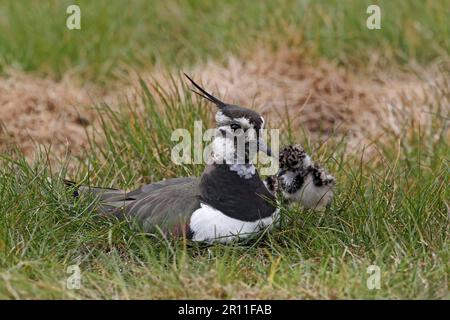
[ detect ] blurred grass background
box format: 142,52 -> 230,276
0,0 -> 449,80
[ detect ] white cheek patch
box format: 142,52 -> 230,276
210,130 -> 256,175
211,134 -> 235,164
211,133 -> 257,178
215,111 -> 231,125
190,203 -> 279,243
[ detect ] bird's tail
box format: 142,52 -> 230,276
65,179 -> 130,200
63,179 -> 131,216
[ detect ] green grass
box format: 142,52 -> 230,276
0,79 -> 448,299
0,0 -> 449,80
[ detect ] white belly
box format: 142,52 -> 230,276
190,203 -> 279,243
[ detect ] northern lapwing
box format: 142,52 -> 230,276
70,74 -> 278,244
274,144 -> 335,210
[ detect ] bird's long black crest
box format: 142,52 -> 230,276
184,73 -> 225,109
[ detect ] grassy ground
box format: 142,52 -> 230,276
0,1 -> 449,299
0,80 -> 448,299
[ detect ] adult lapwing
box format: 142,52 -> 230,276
71,74 -> 277,244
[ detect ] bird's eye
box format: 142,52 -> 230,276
230,123 -> 241,130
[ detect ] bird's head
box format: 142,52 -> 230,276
278,144 -> 312,175
185,74 -> 271,165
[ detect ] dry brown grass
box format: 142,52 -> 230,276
1,49 -> 448,161
0,70 -> 101,160
183,49 -> 447,150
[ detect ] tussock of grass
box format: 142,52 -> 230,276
1,51 -> 447,163
80,78 -> 212,187
0,79 -> 448,299
132,51 -> 449,157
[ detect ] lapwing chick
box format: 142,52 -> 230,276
277,144 -> 335,210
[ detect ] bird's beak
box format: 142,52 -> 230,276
258,138 -> 273,157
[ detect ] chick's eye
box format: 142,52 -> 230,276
230,123 -> 241,130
